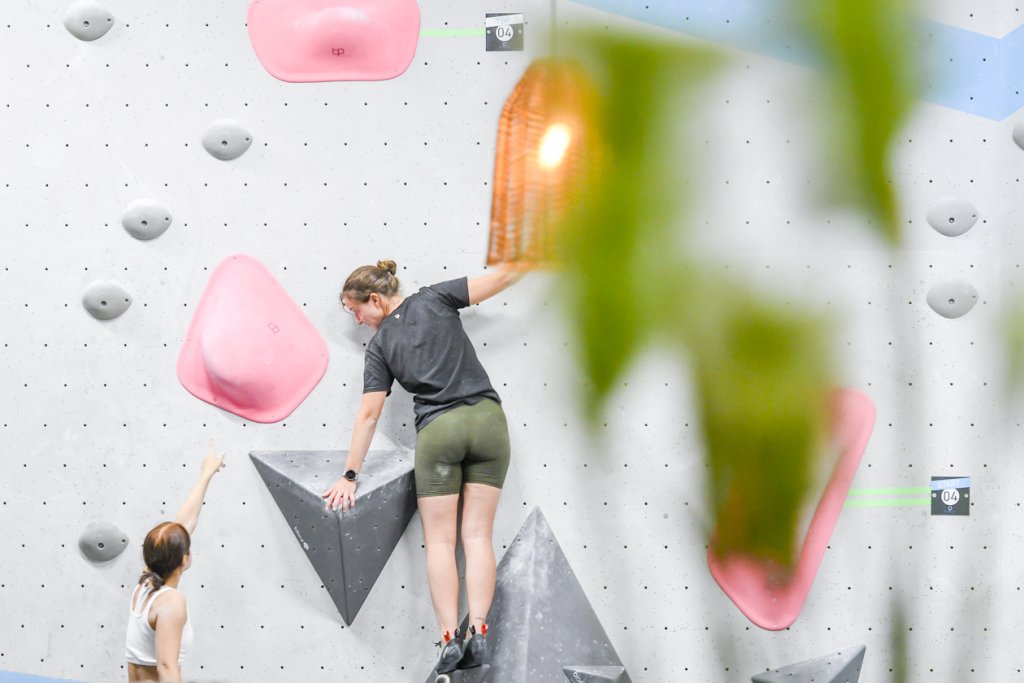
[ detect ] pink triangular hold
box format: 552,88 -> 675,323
247,0 -> 420,83
177,254 -> 329,423
707,388 -> 875,630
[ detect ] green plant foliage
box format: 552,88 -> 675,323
1003,302 -> 1024,395
556,35 -> 722,418
686,287 -> 831,563
796,0 -> 919,244
554,32 -> 837,565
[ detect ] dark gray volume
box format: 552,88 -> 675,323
562,666 -> 627,683
751,645 -> 866,683
426,508 -> 632,683
249,449 -> 416,625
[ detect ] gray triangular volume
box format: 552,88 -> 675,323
426,508 -> 631,683
434,664 -> 491,682
562,665 -> 627,682
751,645 -> 866,683
250,449 -> 416,625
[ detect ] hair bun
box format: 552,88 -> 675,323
377,259 -> 398,276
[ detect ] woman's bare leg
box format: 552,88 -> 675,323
460,483 -> 502,633
417,493 -> 461,636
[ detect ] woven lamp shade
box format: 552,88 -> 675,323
487,59 -> 598,266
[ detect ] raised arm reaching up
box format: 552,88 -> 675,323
175,438 -> 226,536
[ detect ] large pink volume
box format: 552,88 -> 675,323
707,388 -> 876,630
246,0 -> 420,83
177,254 -> 329,423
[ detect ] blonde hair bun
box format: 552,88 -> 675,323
377,259 -> 398,276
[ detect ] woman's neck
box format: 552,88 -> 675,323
382,295 -> 406,317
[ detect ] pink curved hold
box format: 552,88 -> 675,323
247,0 -> 420,82
706,388 -> 876,630
177,254 -> 329,423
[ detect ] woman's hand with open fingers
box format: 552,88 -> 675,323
321,478 -> 357,512
201,437 -> 226,479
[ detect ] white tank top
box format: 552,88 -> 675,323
125,583 -> 193,666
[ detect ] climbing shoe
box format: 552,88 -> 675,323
435,628 -> 464,674
457,624 -> 487,669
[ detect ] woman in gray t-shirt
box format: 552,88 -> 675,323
322,259 -> 526,675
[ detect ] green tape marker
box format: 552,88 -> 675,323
420,28 -> 485,37
844,498 -> 931,508
847,487 -> 931,496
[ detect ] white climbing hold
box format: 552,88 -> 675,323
82,280 -> 132,320
202,119 -> 253,161
925,196 -> 978,237
926,280 -> 978,319
64,0 -> 115,41
121,199 -> 173,240
78,522 -> 129,562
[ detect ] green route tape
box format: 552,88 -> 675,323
421,28 -> 485,37
844,486 -> 931,508
848,487 -> 930,496
844,498 -> 931,508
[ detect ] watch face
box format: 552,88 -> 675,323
344,470 -> 357,481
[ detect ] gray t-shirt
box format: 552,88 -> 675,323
362,277 -> 501,431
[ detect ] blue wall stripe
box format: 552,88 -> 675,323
570,0 -> 1024,120
0,671 -> 86,683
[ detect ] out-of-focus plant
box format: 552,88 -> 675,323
797,0 -> 918,245
550,33 -> 836,566
1004,302 -> 1024,394
684,285 -> 832,562
542,4 -> 918,567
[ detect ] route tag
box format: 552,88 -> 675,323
486,13 -> 524,51
931,476 -> 970,516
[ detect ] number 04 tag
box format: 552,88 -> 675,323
486,13 -> 524,51
931,476 -> 970,516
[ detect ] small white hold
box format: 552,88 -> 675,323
926,280 -> 978,319
202,119 -> 253,161
64,0 -> 115,41
121,199 -> 173,240
1013,115 -> 1024,151
926,196 -> 978,237
82,280 -> 132,320
78,522 -> 129,563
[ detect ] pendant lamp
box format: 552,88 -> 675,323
487,59 -> 598,266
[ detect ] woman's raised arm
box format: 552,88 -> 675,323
175,438 -> 226,536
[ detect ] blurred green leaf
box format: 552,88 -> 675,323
557,33 -> 722,419
797,0 -> 919,244
684,286 -> 832,563
1003,301 -> 1024,395
550,30 -> 860,565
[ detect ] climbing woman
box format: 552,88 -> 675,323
125,439 -> 225,682
322,259 -> 527,675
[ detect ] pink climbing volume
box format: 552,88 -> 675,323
707,388 -> 876,630
176,254 -> 329,423
247,0 -> 421,83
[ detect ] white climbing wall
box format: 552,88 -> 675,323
0,0 -> 1021,681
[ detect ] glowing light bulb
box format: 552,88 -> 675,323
538,123 -> 572,169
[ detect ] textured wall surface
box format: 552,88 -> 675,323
0,1 -> 1020,681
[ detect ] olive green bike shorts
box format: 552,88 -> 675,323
415,399 -> 511,497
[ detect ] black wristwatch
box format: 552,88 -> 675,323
343,469 -> 358,482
